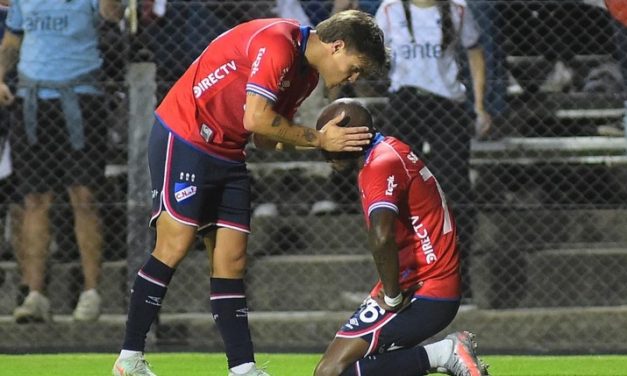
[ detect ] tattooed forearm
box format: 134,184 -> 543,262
303,128 -> 316,143
246,92 -> 274,111
277,127 -> 288,139
271,115 -> 282,127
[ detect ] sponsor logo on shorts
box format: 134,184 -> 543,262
174,182 -> 197,203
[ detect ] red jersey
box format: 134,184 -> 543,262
360,136 -> 461,300
155,19 -> 320,161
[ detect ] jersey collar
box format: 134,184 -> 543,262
299,26 -> 312,72
364,132 -> 385,161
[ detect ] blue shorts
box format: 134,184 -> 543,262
336,296 -> 459,356
148,122 -> 251,234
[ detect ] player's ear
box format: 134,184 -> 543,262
331,40 -> 345,54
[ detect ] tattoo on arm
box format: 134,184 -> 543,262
271,115 -> 281,128
271,115 -> 282,127
277,127 -> 288,139
303,129 -> 316,143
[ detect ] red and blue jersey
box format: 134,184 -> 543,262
360,135 -> 461,300
155,18 -> 320,161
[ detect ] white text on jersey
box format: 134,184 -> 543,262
251,47 -> 267,76
193,60 -> 237,98
411,215 -> 437,264
385,175 -> 397,196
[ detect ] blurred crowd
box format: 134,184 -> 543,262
0,0 -> 626,322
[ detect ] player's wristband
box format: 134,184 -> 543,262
384,292 -> 402,307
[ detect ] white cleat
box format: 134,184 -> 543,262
228,364 -> 270,376
113,353 -> 157,376
441,331 -> 489,376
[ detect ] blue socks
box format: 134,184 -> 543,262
210,278 -> 254,369
122,256 -> 174,351
341,346 -> 430,376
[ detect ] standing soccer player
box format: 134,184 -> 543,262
112,10 -> 388,376
313,99 -> 488,376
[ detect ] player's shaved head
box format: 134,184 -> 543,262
316,98 -> 374,132
316,98 -> 375,163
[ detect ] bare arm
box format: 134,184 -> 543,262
368,208 -> 400,300
0,30 -> 22,106
467,46 -> 492,137
99,0 -> 125,23
466,46 -> 487,115
243,92 -> 372,152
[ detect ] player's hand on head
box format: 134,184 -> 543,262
0,82 -> 15,106
319,111 -> 372,152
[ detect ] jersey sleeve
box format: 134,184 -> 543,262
5,0 -> 23,33
245,28 -> 297,103
361,157 -> 407,218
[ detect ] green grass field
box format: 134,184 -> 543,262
1,353 -> 626,376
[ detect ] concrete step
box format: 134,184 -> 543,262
2,306 -> 627,354
520,247 -> 627,308
473,209 -> 627,254
0,261 -> 127,315
471,245 -> 627,309
249,214 -> 367,256
247,254 -> 376,311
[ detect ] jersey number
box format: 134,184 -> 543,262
419,167 -> 453,234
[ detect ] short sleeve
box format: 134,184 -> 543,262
454,4 -> 481,49
245,29 -> 297,103
5,0 -> 23,33
374,3 -> 388,37
361,157 -> 407,218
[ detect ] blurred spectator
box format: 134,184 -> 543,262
0,0 -> 124,323
141,0 -> 272,93
0,3 -> 24,305
503,1 -> 616,93
467,0 -> 509,118
374,0 -> 489,301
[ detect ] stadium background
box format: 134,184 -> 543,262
0,0 -> 626,355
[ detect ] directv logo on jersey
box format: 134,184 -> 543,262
174,182 -> 197,203
251,47 -> 267,76
411,216 -> 437,264
193,60 -> 237,98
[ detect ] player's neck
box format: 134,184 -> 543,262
411,0 -> 437,8
303,32 -> 323,70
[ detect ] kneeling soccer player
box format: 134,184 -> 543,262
313,99 -> 489,376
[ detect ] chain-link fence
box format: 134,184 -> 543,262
0,0 -> 626,355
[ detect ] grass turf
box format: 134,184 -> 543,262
1,353 -> 626,375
